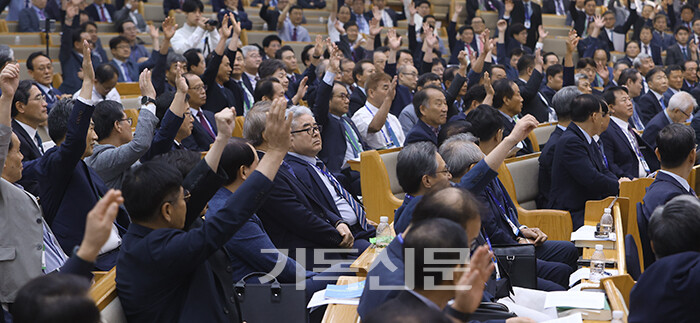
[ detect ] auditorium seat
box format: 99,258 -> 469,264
233,115 -> 245,137
600,274 -> 636,321
497,153 -> 573,241
89,267 -> 128,323
124,109 -> 139,131
360,148 -> 403,223
116,82 -> 141,96
531,122 -> 557,150
619,178 -> 654,273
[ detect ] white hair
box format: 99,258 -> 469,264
668,91 -> 697,113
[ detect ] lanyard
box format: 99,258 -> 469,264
365,106 -> 399,148
623,128 -> 651,173
485,184 -> 520,236
341,118 -> 363,157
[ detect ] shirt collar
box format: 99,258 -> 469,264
650,89 -> 664,101
498,109 -> 515,123
556,124 -> 567,131
659,169 -> 691,192
15,119 -> 37,138
365,100 -> 379,113
574,123 -> 593,144
113,57 -> 126,65
610,115 -> 629,129
663,108 -> 673,124
287,152 -> 318,165
34,82 -> 52,94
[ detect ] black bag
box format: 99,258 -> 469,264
470,302 -> 518,321
234,272 -> 307,323
492,244 -> 537,289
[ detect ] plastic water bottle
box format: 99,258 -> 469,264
589,244 -> 606,282
611,310 -> 624,323
600,207 -> 613,235
375,216 -> 392,247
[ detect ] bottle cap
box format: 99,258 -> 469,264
604,207 -> 611,214
595,244 -> 603,250
380,216 -> 388,223
612,311 -> 623,319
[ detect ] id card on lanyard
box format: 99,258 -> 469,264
486,185 -> 520,236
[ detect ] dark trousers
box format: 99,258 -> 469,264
535,240 -> 579,290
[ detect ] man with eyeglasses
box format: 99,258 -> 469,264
404,86 -> 447,146
182,73 -> 217,151
600,86 -> 660,180
643,92 -> 697,150
117,20 -> 151,63
26,52 -> 65,110
108,36 -> 158,83
10,80 -> 49,194
391,65 -> 418,116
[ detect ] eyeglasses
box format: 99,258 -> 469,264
30,94 -> 46,102
116,45 -> 131,50
680,108 -> 691,118
291,125 -> 323,135
190,84 -> 207,92
120,117 -> 133,126
334,93 -> 350,100
401,72 -> 418,77
183,189 -> 191,203
433,165 -> 451,175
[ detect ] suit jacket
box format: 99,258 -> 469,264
18,7 -> 41,32
141,110 -> 184,162
12,120 -> 42,193
652,30 -> 676,50
637,91 -> 666,126
629,251 -> 700,323
405,119 -> 439,146
641,170 -> 693,221
549,123 -> 620,229
38,99 -> 130,269
58,20 -> 101,94
663,88 -> 679,105
313,80 -> 369,173
447,21 -> 477,64
36,84 -> 63,110
598,10 -> 637,52
150,50 -> 175,96
499,112 -> 534,155
540,85 -> 556,107
691,108 -> 700,145
542,0 -> 570,14
639,42 -> 663,66
641,111 -> 671,150
217,8 -> 253,30
514,70 -> 549,122
665,43 -> 691,66
182,108 -> 217,151
364,290 -> 453,323
85,3 -> 116,22
357,238 -> 406,319
201,51 -> 237,114
348,87 -> 367,117
109,58 -> 139,82
162,0 -> 181,15
537,126 -> 563,208
600,119 -> 659,179
336,35 -> 370,63
509,0 -> 543,50
390,84 -> 413,117
114,7 -> 147,32
241,73 -> 255,94
259,3 -> 280,31
569,1 -> 591,39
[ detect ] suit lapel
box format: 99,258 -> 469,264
573,124 -> 605,171
284,155 -> 340,214
12,120 -> 41,158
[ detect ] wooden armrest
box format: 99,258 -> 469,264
517,207 -> 573,241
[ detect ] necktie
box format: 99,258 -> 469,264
645,45 -> 649,55
659,97 -> 666,109
99,5 -> 106,22
290,74 -> 297,84
197,110 -> 216,139
315,160 -> 370,231
38,9 -> 45,20
627,125 -> 650,174
631,104 -> 645,131
691,187 -> 697,196
34,132 -> 44,155
121,62 -> 132,82
682,47 -> 688,59
292,27 -> 297,41
46,88 -> 56,104
555,0 -> 563,15
341,117 -> 363,158
592,140 -> 609,168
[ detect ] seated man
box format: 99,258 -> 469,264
642,91 -> 696,150
72,63 -> 122,104
514,54 -> 549,123
141,73 -> 191,161
629,195 -> 700,323
108,36 -> 157,83
12,79 -> 50,193
600,86 -> 659,179
26,52 -> 65,110
399,73 -> 442,134
538,86 -> 579,208
58,25 -> 100,95
114,0 -> 148,34
18,0 -> 49,32
461,107 -> 578,290
549,94 -> 627,229
116,101 -> 290,322
40,43 -> 130,270
85,0 -> 115,22
181,73 -> 217,151
84,71 -> 160,189
405,86 -> 448,145
493,79 -> 534,156
352,72 -> 405,149
277,4 -> 310,42
637,67 -> 669,125
116,20 -> 151,62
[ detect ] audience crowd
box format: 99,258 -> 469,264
1,0 -> 700,321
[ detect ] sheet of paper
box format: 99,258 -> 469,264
498,299 -> 557,321
324,281 -> 365,299
543,291 -> 605,310
541,313 -> 583,323
568,268 -> 619,287
307,289 -> 360,308
570,225 -> 616,242
497,287 -> 558,318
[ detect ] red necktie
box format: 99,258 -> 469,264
197,110 -> 216,139
99,5 -> 107,22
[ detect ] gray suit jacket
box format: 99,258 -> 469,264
0,124 -> 45,303
84,108 -> 159,189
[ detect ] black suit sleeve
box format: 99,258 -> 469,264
182,159 -> 229,230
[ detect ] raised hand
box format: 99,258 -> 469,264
214,107 -> 237,140
538,25 -> 548,40
162,16 -> 177,39
596,61 -> 609,82
425,31 -> 438,49
219,14 -> 233,38
334,19 -> 346,34
497,19 -> 507,33
387,28 -> 402,50
510,114 -> 539,142
231,13 -> 242,35
175,66 -> 188,93
484,71 -> 494,96
81,39 -> 94,82
458,50 -> 469,67
408,1 -> 416,16
139,69 -> 156,98
534,48 -> 543,68
593,14 -> 605,29
77,189 -> 124,263
148,23 -> 159,39
0,63 -> 20,98
566,29 -> 580,53
481,29 -> 492,53
313,35 -> 325,58
452,246 -> 494,315
292,76 -> 309,104
455,3 -> 463,14
369,17 -> 383,37
263,97 -> 293,153
386,75 -> 398,101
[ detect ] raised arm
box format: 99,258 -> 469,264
0,63 -> 19,128
277,0 -> 295,31
367,76 -> 397,133
484,114 -> 538,170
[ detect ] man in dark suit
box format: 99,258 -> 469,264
217,0 -> 253,30
18,0 -> 48,32
637,67 -> 669,125
629,195 -> 700,323
348,60 -> 376,116
598,3 -> 637,52
542,0 -> 569,16
538,86 -> 579,208
390,65 -> 417,116
663,65 -> 684,104
665,26 -> 694,66
182,73 -> 218,151
108,36 -> 147,82
405,86 -> 448,146
642,91 -> 696,150
651,15 -> 676,51
549,94 -> 626,229
540,64 -> 562,106
492,79 -> 534,156
363,218 -> 493,323
117,102 -> 290,323
569,0 -> 596,38
114,0 -> 147,33
638,26 -> 663,66
40,48 -> 129,270
11,80 -> 48,193
506,0 -> 543,50
600,86 -> 659,179
85,0 -> 116,22
26,52 -> 63,110
682,60 -> 698,91
447,6 -> 477,64
58,12 -> 101,94
514,53 -> 549,123
162,0 -> 182,15
259,0 -> 287,31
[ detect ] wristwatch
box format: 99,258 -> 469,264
141,96 -> 156,105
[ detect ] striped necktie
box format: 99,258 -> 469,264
315,160 -> 370,231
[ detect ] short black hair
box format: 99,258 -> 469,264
546,64 -> 564,80
343,20 -> 358,31
602,86 -> 629,106
646,67 -> 665,81
492,78 -> 515,110
92,100 -> 125,141
254,77 -> 280,101
352,59 -> 374,83
117,19 -> 136,33
26,51 -> 50,71
220,138 -> 255,185
442,66 -> 458,83
665,64 -> 683,75
508,47 -> 524,59
71,28 -> 84,46
680,4 -> 695,14
543,52 -> 558,64
167,52 -> 187,70
570,93 -> 607,123
151,150 -> 202,177
417,72 -> 441,89
510,23 -> 527,38
11,80 -> 35,118
412,186 -> 481,227
108,35 -> 130,50
618,68 -> 640,87
516,54 -> 535,74
415,0 -> 431,7
464,104 -> 503,142
413,85 -> 443,118
262,34 -> 282,48
649,195 -> 700,258
122,161 -> 183,222
79,21 -> 96,33
258,59 -> 287,79
274,45 -> 294,59
437,120 -> 473,147
47,98 -> 75,143
577,57 -> 596,69
403,218 -> 470,290
464,84 -> 486,109
300,44 -> 314,66
12,273 -> 99,323
182,0 -> 203,13
289,4 -> 303,13
95,63 -> 118,84
396,142 -> 438,195
183,48 -> 203,72
458,25 -> 473,35
396,48 -> 412,61
656,123 -> 696,168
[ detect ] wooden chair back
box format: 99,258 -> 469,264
232,116 -> 245,137
124,109 -> 139,132
600,274 -> 636,320
360,148 -> 403,223
527,132 -> 540,152
688,164 -> 700,196
115,82 -> 140,96
619,178 -> 653,273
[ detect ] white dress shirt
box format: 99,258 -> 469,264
352,101 -> 406,149
610,116 -> 648,178
73,87 -> 122,105
171,23 -> 221,55
659,169 -> 691,192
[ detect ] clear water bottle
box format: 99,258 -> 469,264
600,207 -> 613,235
375,216 -> 392,248
589,244 -> 606,282
611,310 -> 624,323
263,22 -> 268,31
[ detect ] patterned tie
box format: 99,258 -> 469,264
34,132 -> 44,155
659,97 -> 666,109
627,125 -> 650,174
592,140 -> 608,168
683,47 -> 688,60
197,110 -> 216,139
315,160 -> 370,231
341,117 -> 362,158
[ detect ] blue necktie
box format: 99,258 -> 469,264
316,160 -> 370,231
